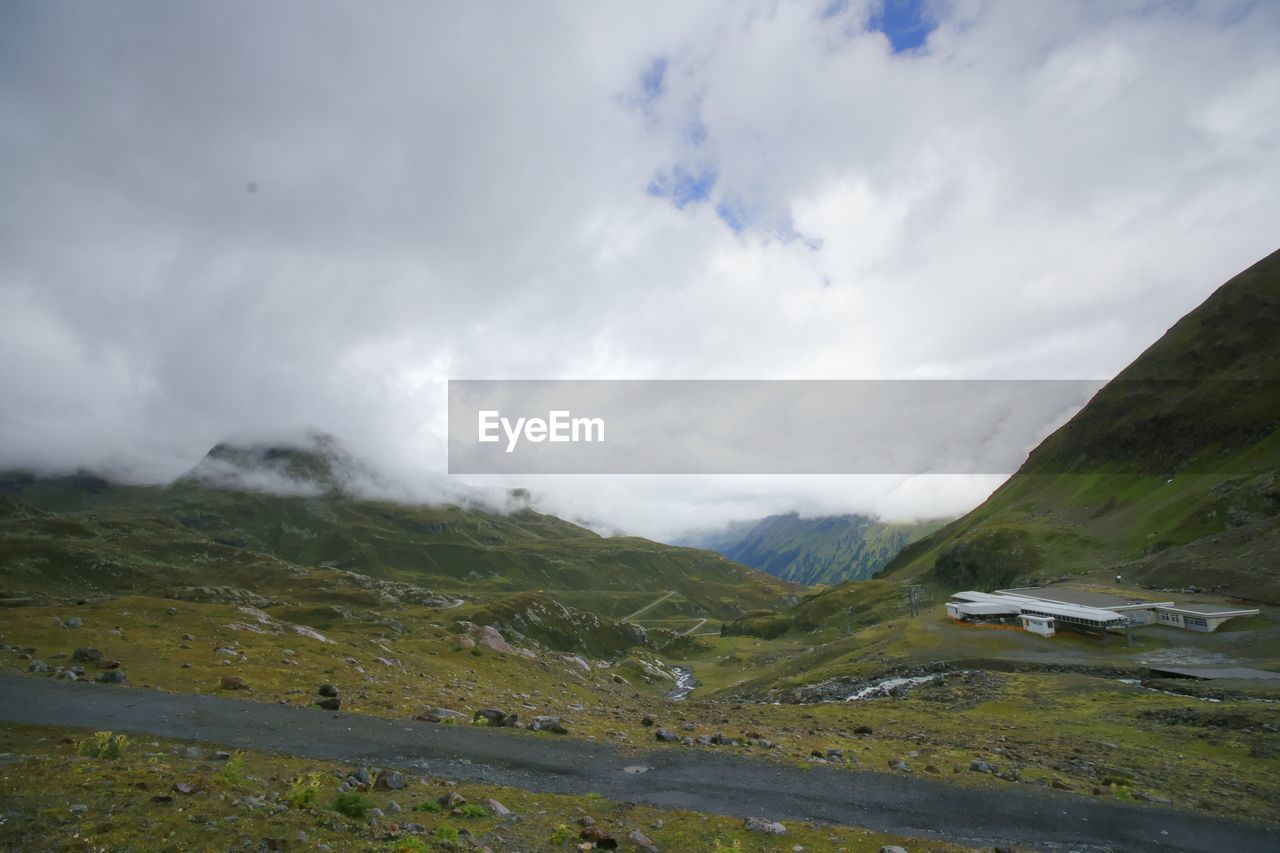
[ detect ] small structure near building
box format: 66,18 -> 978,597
945,587 -> 1260,638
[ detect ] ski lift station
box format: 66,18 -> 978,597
945,587 -> 1260,638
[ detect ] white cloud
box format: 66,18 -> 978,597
0,0 -> 1277,539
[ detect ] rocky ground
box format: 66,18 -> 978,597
2,592 -> 1279,848
0,724 -> 944,852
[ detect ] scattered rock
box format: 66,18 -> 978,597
474,708 -> 507,727
880,847 -> 908,853
654,729 -> 679,743
73,647 -> 103,663
641,715 -> 655,727
27,660 -> 48,673
220,675 -> 247,691
530,715 -> 567,734
483,798 -> 513,818
853,725 -> 873,735
744,817 -> 787,835
417,707 -> 466,723
438,791 -> 466,808
969,760 -> 994,774
387,799 -> 402,813
63,617 -> 82,628
579,826 -> 617,848
172,782 -> 195,795
96,670 -> 126,684
211,751 -> 231,761
183,747 -> 204,760
888,758 -> 910,772
69,804 -> 88,815
628,829 -> 658,850
924,764 -> 940,774
375,770 -> 405,791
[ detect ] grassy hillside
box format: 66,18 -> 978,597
881,248 -> 1280,602
0,442 -> 800,621
687,513 -> 944,585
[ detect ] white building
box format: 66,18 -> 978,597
945,588 -> 1260,638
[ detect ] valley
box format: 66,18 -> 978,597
2,252 -> 1279,851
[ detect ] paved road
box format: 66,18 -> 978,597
0,675 -> 1273,852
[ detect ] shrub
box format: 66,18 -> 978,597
215,750 -> 249,788
330,790 -> 373,820
458,803 -> 488,818
78,731 -> 129,760
434,823 -> 460,844
285,773 -> 321,809
412,800 -> 442,813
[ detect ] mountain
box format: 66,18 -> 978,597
880,248 -> 1280,603
0,437 -> 801,620
686,513 -> 945,586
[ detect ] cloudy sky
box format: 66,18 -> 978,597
2,0 -> 1278,540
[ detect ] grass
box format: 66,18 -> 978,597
0,723 -> 946,852
3,588 -> 1277,822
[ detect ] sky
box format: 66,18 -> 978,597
1,0 -> 1278,541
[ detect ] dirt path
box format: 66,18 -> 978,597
0,675 -> 1272,852
622,590 -> 675,621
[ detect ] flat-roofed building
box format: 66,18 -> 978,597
944,588 -> 1260,637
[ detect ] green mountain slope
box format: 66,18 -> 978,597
0,439 -> 800,620
880,248 -> 1280,603
689,513 -> 944,586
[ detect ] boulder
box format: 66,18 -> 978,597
438,791 -> 466,808
316,697 -> 341,711
72,647 -> 103,663
220,675 -> 247,691
375,770 -> 405,790
483,797 -> 513,818
743,817 -> 787,835
473,708 -> 507,727
628,829 -> 658,851
96,670 -> 125,684
654,729 -> 680,743
530,715 -> 568,734
318,684 -> 339,697
416,707 -> 466,723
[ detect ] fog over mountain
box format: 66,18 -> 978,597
2,1 -> 1278,541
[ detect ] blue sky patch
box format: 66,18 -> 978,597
641,57 -> 667,100
870,0 -> 936,53
647,163 -> 717,209
715,198 -> 751,233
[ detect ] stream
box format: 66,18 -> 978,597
667,665 -> 699,701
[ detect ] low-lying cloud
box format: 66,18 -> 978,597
1,1 -> 1277,541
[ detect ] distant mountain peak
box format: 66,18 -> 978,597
183,431 -> 379,497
